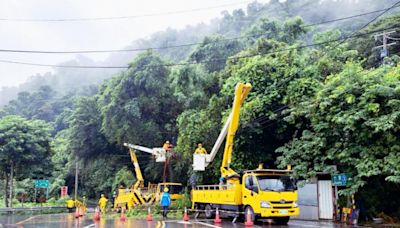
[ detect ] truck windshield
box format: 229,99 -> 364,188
257,176 -> 297,192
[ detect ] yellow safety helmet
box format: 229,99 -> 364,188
164,187 -> 169,192
101,194 -> 105,197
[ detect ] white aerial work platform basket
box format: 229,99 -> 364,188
193,154 -> 212,171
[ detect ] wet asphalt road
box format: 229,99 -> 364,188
0,213 -> 354,228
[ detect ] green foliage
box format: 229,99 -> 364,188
277,63 -> 400,192
99,51 -> 178,146
112,167 -> 135,190
0,115 -> 53,178
3,86 -> 57,122
190,35 -> 244,72
1,1 -> 400,219
0,115 -> 52,206
68,96 -> 109,159
169,192 -> 191,210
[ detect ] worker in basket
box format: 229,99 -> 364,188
98,194 -> 108,213
194,143 -> 207,154
163,141 -> 173,152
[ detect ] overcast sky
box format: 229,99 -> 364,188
0,0 -> 265,88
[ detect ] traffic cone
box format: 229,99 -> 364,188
74,207 -> 80,218
244,208 -> 254,226
93,207 -> 101,221
214,208 -> 221,224
120,208 -> 126,222
183,207 -> 189,221
146,207 -> 153,221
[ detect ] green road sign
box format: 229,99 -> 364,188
332,173 -> 350,186
35,179 -> 50,188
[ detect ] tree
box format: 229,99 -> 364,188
99,51 -> 178,146
68,96 -> 110,160
0,115 -> 52,207
277,63 -> 400,192
4,86 -> 56,122
189,35 -> 244,72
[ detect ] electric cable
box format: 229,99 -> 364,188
333,0 -> 400,48
1,24 -> 398,69
0,6 -> 399,55
0,1 -> 253,22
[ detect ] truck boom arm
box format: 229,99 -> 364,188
129,148 -> 144,189
124,143 -> 155,155
220,83 -> 251,179
124,143 -> 166,162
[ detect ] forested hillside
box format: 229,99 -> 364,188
1,0 -> 400,220
1,0 -> 399,106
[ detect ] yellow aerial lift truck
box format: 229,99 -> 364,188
113,147 -> 150,210
118,143 -> 183,205
191,83 -> 299,225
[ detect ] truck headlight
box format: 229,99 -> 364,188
260,201 -> 272,208
293,201 -> 298,208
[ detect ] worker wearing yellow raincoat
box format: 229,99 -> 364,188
98,194 -> 108,213
194,143 -> 207,154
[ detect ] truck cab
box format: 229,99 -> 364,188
242,169 -> 299,224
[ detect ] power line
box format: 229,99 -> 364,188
245,1 -> 400,132
334,0 -> 400,48
1,6 -> 399,55
303,5 -> 400,28
1,24 -> 399,69
0,1 -> 253,22
0,59 -> 127,69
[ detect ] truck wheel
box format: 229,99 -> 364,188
205,204 -> 213,219
244,206 -> 256,223
275,216 -> 290,225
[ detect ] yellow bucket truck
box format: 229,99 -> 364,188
191,83 -> 299,225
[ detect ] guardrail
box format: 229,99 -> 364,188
0,206 -> 65,213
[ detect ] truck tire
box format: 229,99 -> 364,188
205,204 -> 213,219
244,206 -> 256,223
276,216 -> 290,225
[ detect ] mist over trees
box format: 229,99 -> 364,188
2,0 -> 399,106
1,0 -> 400,220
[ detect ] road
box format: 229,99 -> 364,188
0,213 -> 353,227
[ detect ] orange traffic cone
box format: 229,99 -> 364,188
146,207 -> 153,221
74,207 -> 80,218
183,207 -> 189,221
93,207 -> 101,221
244,208 -> 254,226
214,208 -> 221,224
120,208 -> 126,222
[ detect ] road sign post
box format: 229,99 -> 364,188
332,173 -> 350,186
34,180 -> 50,202
35,180 -> 50,188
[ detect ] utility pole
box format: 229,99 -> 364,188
74,157 -> 78,201
373,30 -> 397,60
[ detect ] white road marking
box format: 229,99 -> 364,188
193,221 -> 222,228
288,223 -> 320,228
15,215 -> 38,224
83,224 -> 95,228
